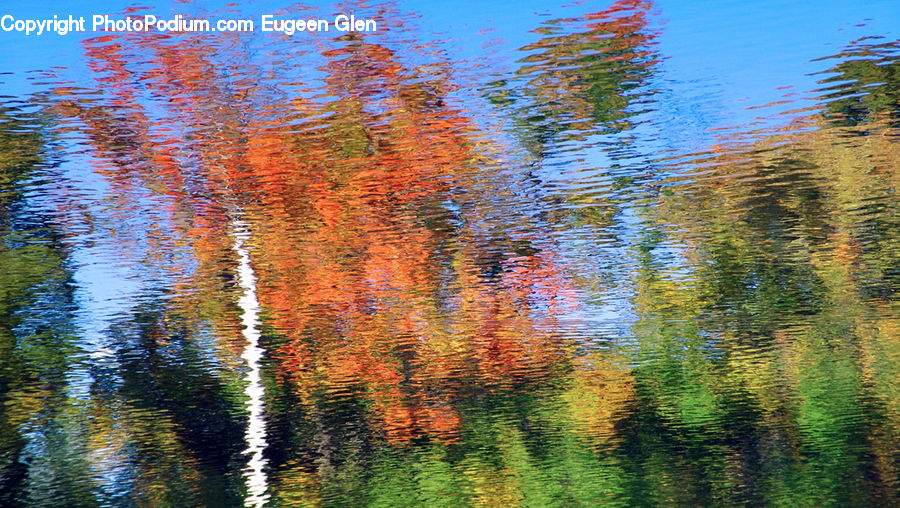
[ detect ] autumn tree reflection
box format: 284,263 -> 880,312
487,0 -> 658,158
0,102 -> 96,506
26,2 -> 900,505
48,7 -> 635,505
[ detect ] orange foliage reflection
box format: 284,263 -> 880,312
59,14 -> 590,445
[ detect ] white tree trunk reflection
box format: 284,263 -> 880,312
232,220 -> 270,507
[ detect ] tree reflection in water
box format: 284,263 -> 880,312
0,1 -> 899,506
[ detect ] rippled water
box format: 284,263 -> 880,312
1,0 -> 899,506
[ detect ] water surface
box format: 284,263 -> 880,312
1,0 -> 900,506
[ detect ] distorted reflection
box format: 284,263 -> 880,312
0,1 -> 899,506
